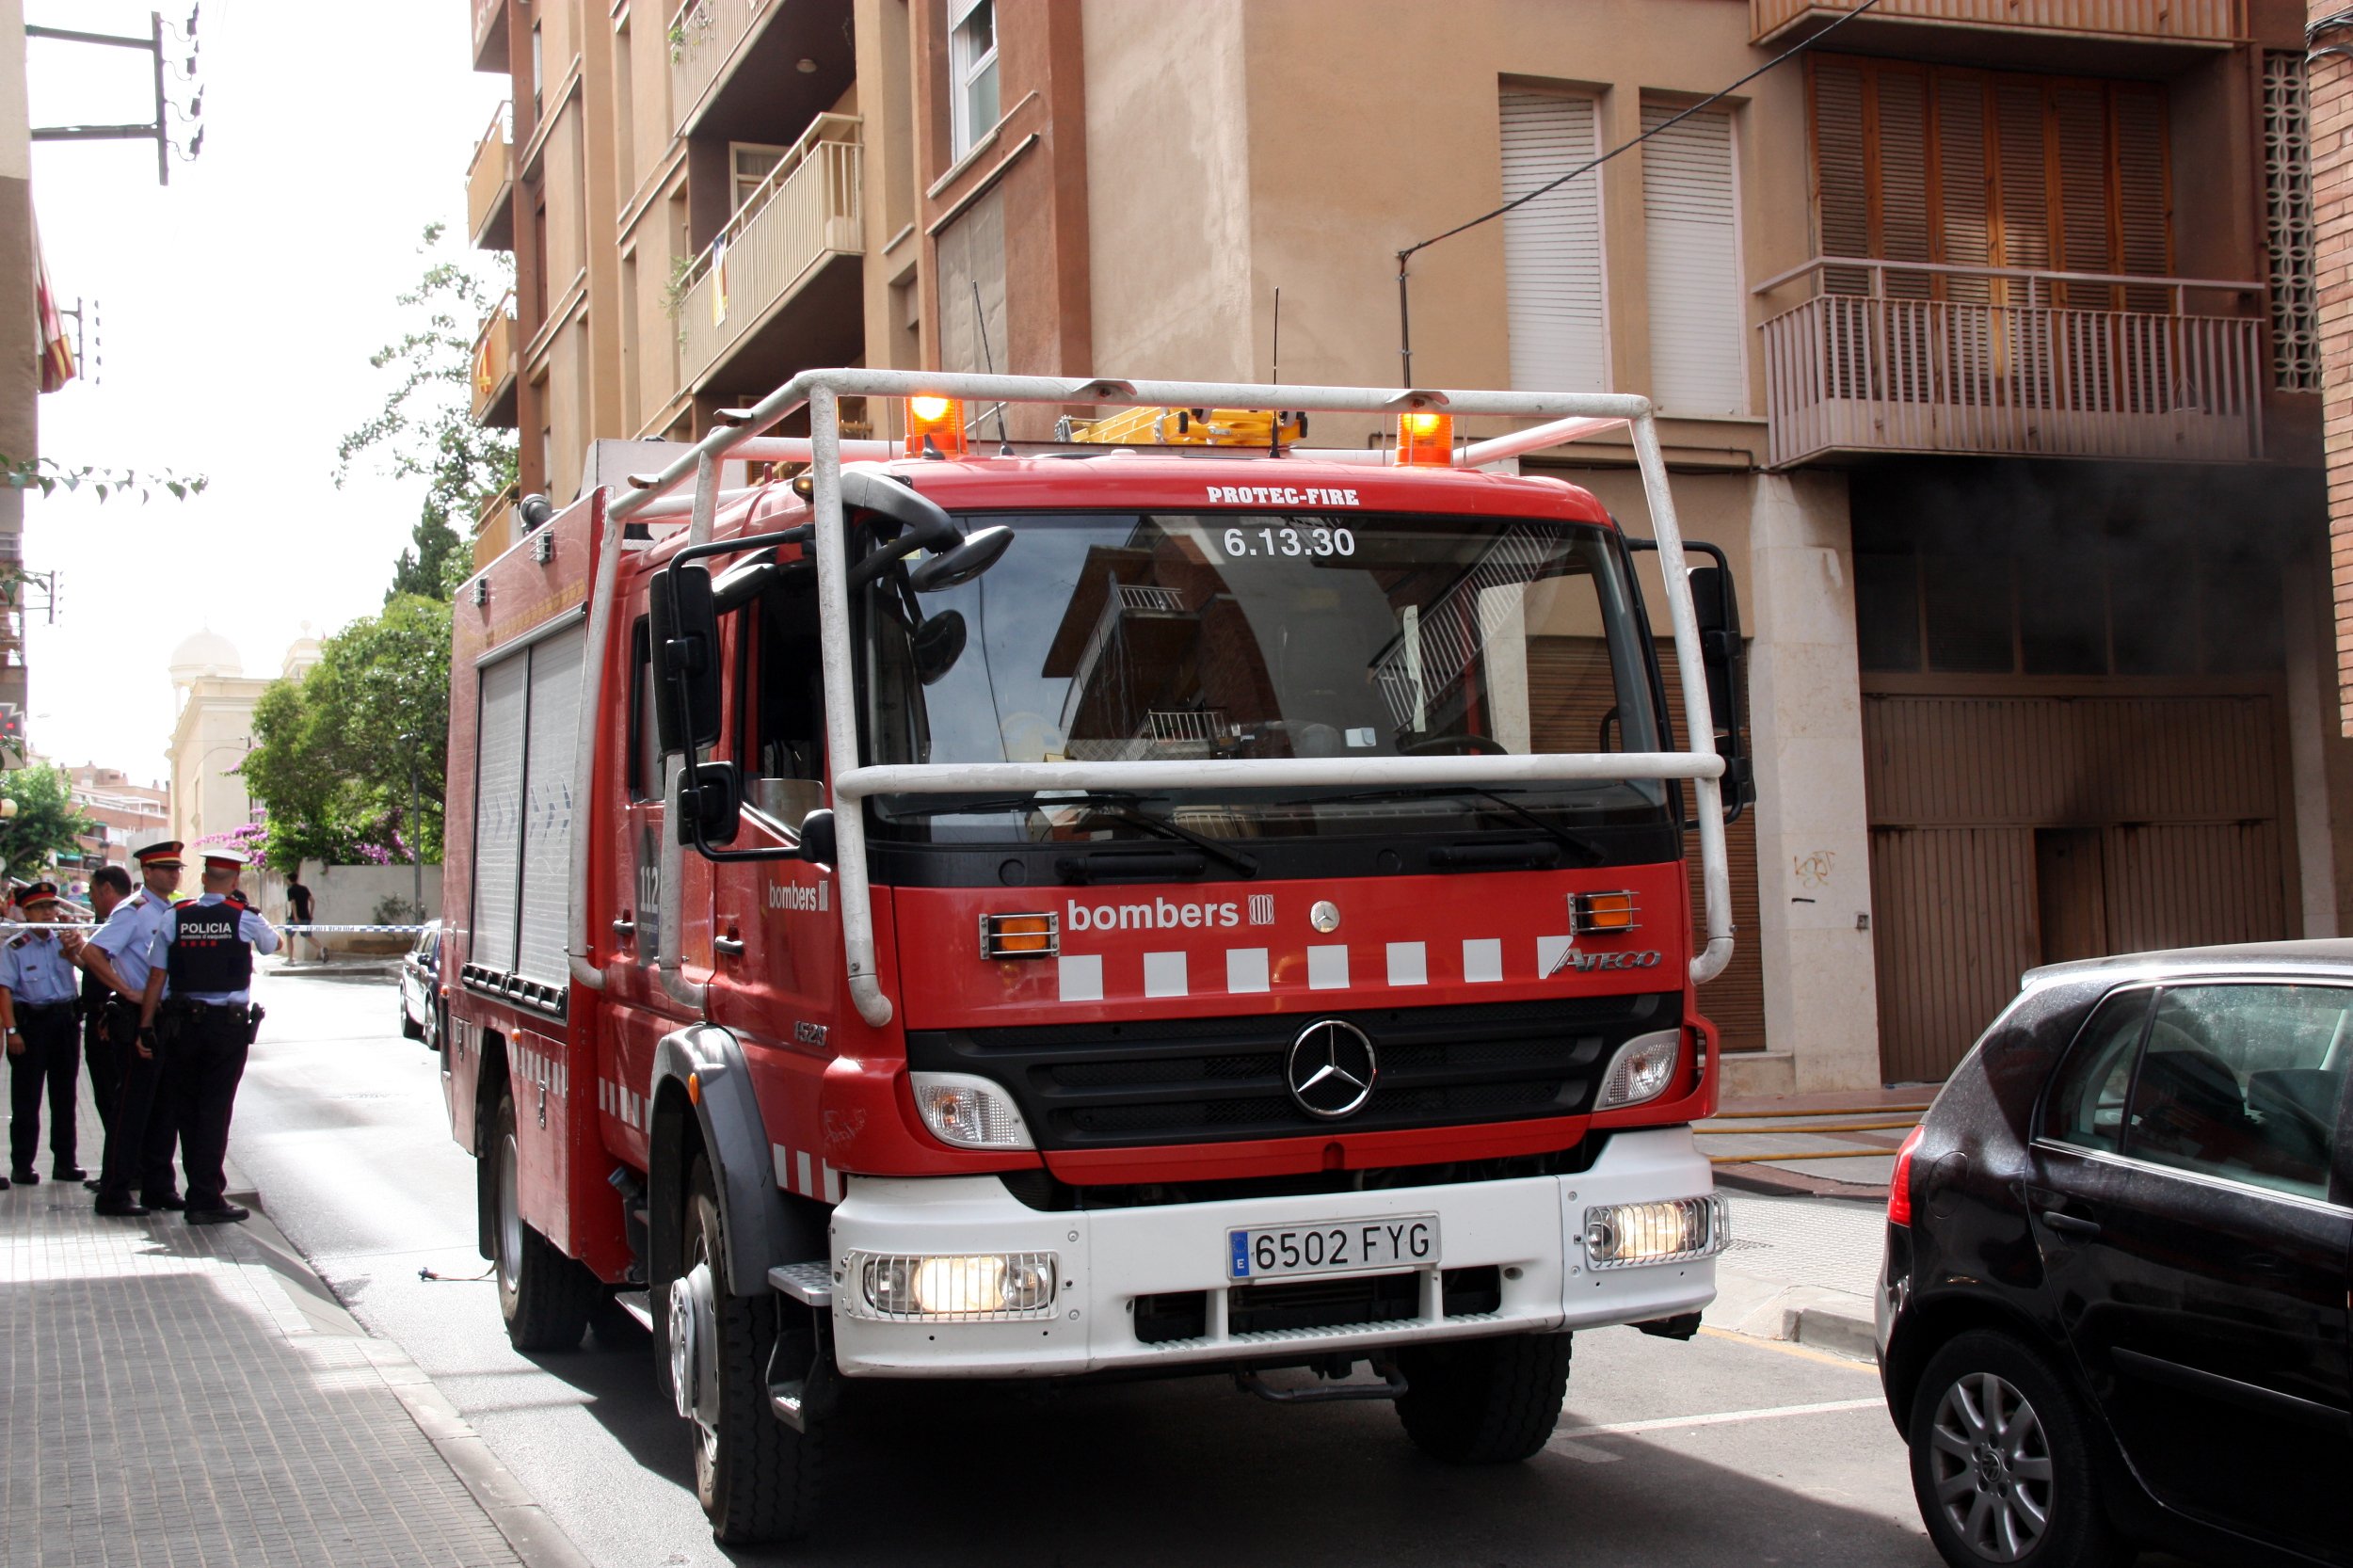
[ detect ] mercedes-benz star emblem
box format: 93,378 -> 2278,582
1287,1019 -> 1378,1120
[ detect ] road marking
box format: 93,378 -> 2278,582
1697,1324 -> 1882,1371
1552,1396 -> 1883,1444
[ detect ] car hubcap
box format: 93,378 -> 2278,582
496,1129 -> 523,1294
1929,1371 -> 2054,1562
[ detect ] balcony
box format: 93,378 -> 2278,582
676,117 -> 863,395
472,484 -> 520,572
466,103 -> 513,251
471,294 -> 518,428
472,0 -> 508,73
1753,0 -> 2243,64
667,0 -> 854,143
1755,259 -> 2264,467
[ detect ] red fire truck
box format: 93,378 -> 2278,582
440,370 -> 1750,1544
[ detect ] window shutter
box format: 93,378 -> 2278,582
1991,76 -> 2053,272
1810,56 -> 1871,296
2113,86 -> 2172,313
1641,102 -> 1745,417
1875,64 -> 1935,299
2051,83 -> 2114,305
1934,72 -> 1993,302
1501,89 -> 1608,394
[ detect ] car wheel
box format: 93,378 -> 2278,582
1910,1330 -> 2129,1568
490,1091 -> 598,1352
675,1153 -> 827,1544
1394,1332 -> 1572,1464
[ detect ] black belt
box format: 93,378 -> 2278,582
172,1000 -> 245,1012
18,1000 -> 72,1016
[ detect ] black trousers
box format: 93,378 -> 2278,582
151,1003 -> 248,1212
83,1001 -> 122,1144
97,1001 -> 183,1206
8,1003 -> 78,1174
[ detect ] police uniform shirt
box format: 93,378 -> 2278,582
0,927 -> 79,1007
89,888 -> 177,998
147,893 -> 279,1006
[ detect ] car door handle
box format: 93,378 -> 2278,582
713,936 -> 745,957
611,918 -> 636,939
2042,1212 -> 2103,1240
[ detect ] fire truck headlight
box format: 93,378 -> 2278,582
859,1252 -> 1058,1317
1595,1028 -> 1682,1111
910,1072 -> 1034,1150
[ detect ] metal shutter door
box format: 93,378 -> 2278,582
516,623 -> 586,986
1641,103 -> 1745,417
472,653 -> 528,973
1500,89 -> 1607,395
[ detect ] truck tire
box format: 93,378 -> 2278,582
491,1092 -> 598,1352
1394,1332 -> 1573,1464
679,1154 -> 825,1544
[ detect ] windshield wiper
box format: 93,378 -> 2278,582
1304,786 -> 1609,867
875,790 -> 1260,877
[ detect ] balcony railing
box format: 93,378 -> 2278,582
471,293 -> 518,428
668,0 -> 768,137
466,102 -> 513,251
472,483 -> 520,571
1755,259 -> 2264,467
1752,0 -> 2244,44
677,116 -> 862,392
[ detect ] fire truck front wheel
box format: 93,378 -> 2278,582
1394,1332 -> 1575,1464
679,1155 -> 825,1544
492,1092 -> 600,1352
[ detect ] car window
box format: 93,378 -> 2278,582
2042,990 -> 2153,1154
2122,984 -> 2349,1202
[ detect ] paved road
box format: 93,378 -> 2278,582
233,966 -> 1951,1567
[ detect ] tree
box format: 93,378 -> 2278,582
242,596 -> 452,871
336,223 -> 518,603
0,762 -> 93,881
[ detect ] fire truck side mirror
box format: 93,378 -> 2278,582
676,760 -> 743,846
649,563 -> 724,752
793,808 -> 837,869
1687,566 -> 1756,811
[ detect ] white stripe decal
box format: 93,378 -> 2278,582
795,1149 -> 814,1196
1464,937 -> 1503,984
1225,948 -> 1270,993
822,1163 -> 840,1204
773,1144 -> 792,1189
1143,951 -> 1188,998
1386,941 -> 1428,986
1307,944 -> 1350,990
1058,953 -> 1104,1002
1537,935 -> 1573,978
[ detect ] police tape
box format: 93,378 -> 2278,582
0,921 -> 435,935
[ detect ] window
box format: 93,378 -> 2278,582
2043,990 -> 2153,1155
1641,102 -> 1744,416
2122,985 -> 2347,1201
948,0 -> 999,158
744,573 -> 828,832
729,142 -> 788,214
1500,88 -> 1607,395
2264,52 -> 2319,392
614,19 -> 636,196
629,617 -> 663,801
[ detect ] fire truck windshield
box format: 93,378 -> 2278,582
862,510 -> 1670,845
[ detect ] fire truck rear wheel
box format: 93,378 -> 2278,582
1394,1332 -> 1574,1464
492,1092 -> 599,1352
682,1155 -> 825,1544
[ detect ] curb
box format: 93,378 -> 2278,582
233,1198 -> 597,1568
1704,1267 -> 1879,1361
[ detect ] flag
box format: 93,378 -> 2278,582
32,208 -> 74,394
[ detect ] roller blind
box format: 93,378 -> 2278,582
516,624 -> 586,986
1641,102 -> 1745,416
472,654 -> 529,974
1501,89 -> 1608,394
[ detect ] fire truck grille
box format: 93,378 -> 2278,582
905,992 -> 1676,1151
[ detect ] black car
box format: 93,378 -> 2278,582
1879,940 -> 2351,1568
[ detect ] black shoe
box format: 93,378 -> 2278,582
52,1165 -> 85,1182
93,1196 -> 150,1217
9,1170 -> 37,1186
80,1178 -> 99,1192
142,1193 -> 184,1211
184,1204 -> 249,1225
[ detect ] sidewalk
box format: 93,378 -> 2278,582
0,1073 -> 585,1567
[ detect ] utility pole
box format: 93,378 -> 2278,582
27,9 -> 203,186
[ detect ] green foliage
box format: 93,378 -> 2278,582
0,762 -> 93,881
1,455 -> 207,504
242,596 -> 452,872
335,222 -> 518,603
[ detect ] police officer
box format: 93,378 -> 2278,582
136,846 -> 277,1224
78,834 -> 186,1217
1,881 -> 84,1186
63,865 -> 133,1187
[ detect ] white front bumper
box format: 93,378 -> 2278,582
824,1127 -> 1720,1378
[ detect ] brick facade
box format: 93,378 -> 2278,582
2313,3 -> 2353,729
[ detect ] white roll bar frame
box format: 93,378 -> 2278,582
566,370 -> 1732,1025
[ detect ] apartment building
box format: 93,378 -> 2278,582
64,762 -> 168,874
463,0 -> 2342,1092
